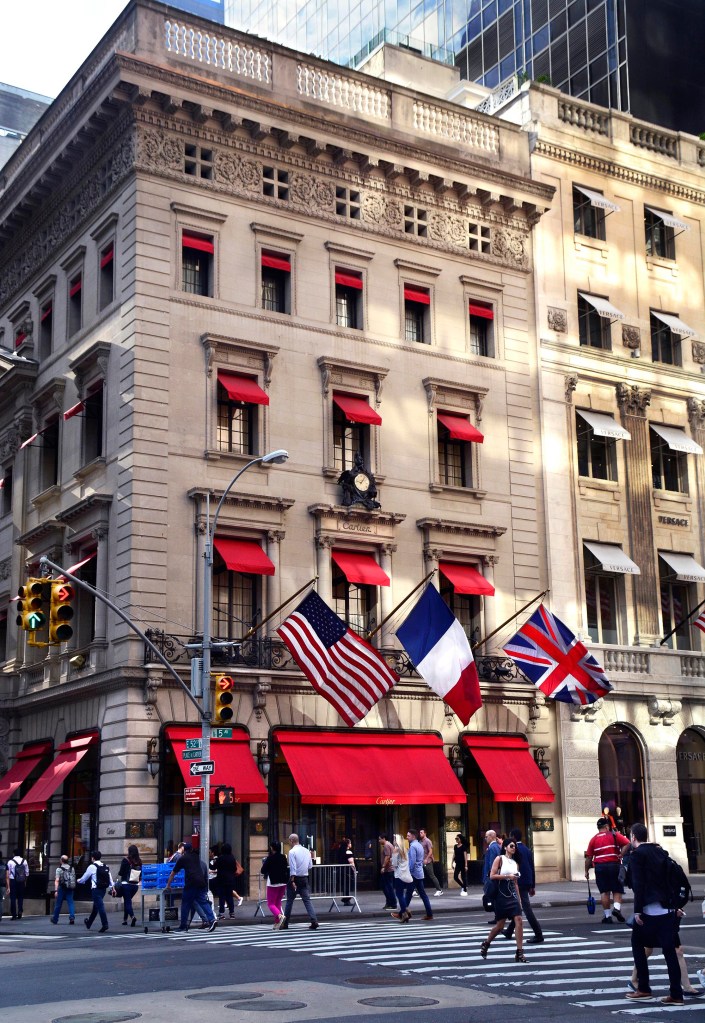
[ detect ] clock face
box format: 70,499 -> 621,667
354,472 -> 370,492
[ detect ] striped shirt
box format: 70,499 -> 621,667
586,830 -> 629,864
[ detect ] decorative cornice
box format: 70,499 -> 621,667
200,333 -> 278,383
423,376 -> 489,417
616,382 -> 652,416
318,355 -> 389,403
188,488 -> 295,515
308,503 -> 406,527
416,517 -> 507,539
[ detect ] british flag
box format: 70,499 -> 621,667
503,604 -> 613,705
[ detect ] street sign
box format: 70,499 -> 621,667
185,738 -> 203,750
181,749 -> 203,761
211,728 -> 233,739
184,786 -> 205,802
189,760 -> 215,776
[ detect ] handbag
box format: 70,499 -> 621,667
482,877 -> 499,912
129,868 -> 141,884
586,877 -> 596,915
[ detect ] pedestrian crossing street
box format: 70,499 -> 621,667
169,918 -> 705,1014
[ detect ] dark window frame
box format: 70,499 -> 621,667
576,414 -> 618,481
181,233 -> 214,297
213,560 -> 259,641
645,208 -> 675,260
650,427 -> 688,494
584,562 -> 619,645
333,405 -> 366,472
332,569 -> 375,635
573,187 -> 606,240
578,294 -> 611,350
217,385 -> 257,456
659,558 -> 692,651
650,313 -> 681,366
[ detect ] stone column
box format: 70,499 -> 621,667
423,546 -> 442,589
315,535 -> 334,605
616,383 -> 659,644
482,555 -> 499,649
266,530 -> 284,635
379,543 -> 396,647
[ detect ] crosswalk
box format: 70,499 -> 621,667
168,918 -> 705,1014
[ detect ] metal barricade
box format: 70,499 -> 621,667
255,864 -> 361,921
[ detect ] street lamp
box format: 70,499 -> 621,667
198,449 -> 289,859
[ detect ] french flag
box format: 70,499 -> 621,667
396,585 -> 482,725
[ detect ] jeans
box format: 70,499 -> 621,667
453,864 -> 467,890
381,872 -> 397,907
283,875 -> 318,922
122,882 -> 138,921
632,913 -> 682,1000
181,886 -> 215,929
266,884 -> 286,918
423,861 -> 442,891
504,887 -> 543,939
406,876 -> 433,916
9,880 -> 25,918
87,888 -> 109,929
52,886 -> 76,922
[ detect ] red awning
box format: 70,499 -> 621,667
462,735 -> 555,803
469,302 -> 494,319
261,253 -> 290,272
213,538 -> 275,576
335,271 -> 363,290
332,550 -> 390,587
0,741 -> 52,810
183,233 -> 214,254
217,371 -> 269,406
437,412 -> 484,444
40,304 -> 52,322
440,562 -> 495,596
100,245 -> 114,269
69,278 -> 82,298
276,730 -> 466,805
332,393 -> 382,425
404,285 -> 430,305
63,401 -> 85,421
17,733 -> 98,813
166,726 -> 268,803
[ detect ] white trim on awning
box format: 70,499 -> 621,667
651,310 -> 697,339
659,551 -> 705,583
584,541 -> 641,575
650,423 -> 703,455
578,292 -> 625,321
576,409 -> 631,441
645,206 -> 689,234
574,185 -> 620,213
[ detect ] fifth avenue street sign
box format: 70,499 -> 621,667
189,760 -> 215,776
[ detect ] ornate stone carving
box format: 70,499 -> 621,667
622,324 -> 641,350
648,697 -> 682,726
315,534 -> 335,550
289,173 -> 335,211
548,307 -> 567,333
136,128 -> 183,172
423,546 -> 444,563
687,397 -> 705,430
692,341 -> 705,365
564,375 -> 578,404
616,383 -> 651,416
253,679 -> 270,720
143,664 -> 163,706
570,697 -> 603,722
0,557 -> 10,581
491,228 -> 528,269
0,427 -> 21,459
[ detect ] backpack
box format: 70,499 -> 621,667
664,855 -> 692,910
13,857 -> 27,883
60,864 -> 77,890
95,862 -> 110,889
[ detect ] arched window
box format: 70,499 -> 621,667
598,725 -> 646,831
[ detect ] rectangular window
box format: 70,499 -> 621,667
333,405 -> 365,472
261,251 -> 290,313
182,232 -> 214,296
75,551 -> 97,648
659,560 -> 691,651
68,274 -> 82,336
576,415 -> 617,481
469,302 -> 494,357
217,388 -> 254,455
585,570 -> 618,645
98,243 -> 114,310
262,165 -> 289,200
1,468 -> 12,516
41,418 -> 60,490
573,186 -> 606,240
578,294 -> 611,349
213,565 -> 258,640
83,387 -> 104,464
650,313 -> 681,366
645,207 -> 675,259
650,427 -> 688,494
332,573 -> 374,635
39,300 -> 53,360
404,205 -> 427,237
468,221 -> 491,252
440,583 -> 481,645
335,186 -> 361,219
335,270 -> 362,329
14,325 -> 28,349
184,143 -> 213,179
404,285 -> 430,344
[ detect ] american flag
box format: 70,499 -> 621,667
694,611 -> 705,635
503,603 -> 613,705
277,591 -> 398,726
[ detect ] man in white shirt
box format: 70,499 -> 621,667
7,847 -> 29,919
78,850 -> 115,933
275,833 -> 319,931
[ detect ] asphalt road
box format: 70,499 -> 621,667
1,905 -> 704,1022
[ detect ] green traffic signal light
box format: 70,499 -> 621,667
16,578 -> 49,632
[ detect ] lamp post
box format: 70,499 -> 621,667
198,450 -> 288,861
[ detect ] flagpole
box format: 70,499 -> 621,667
659,595 -> 705,647
471,589 -> 549,653
366,570 -> 437,641
239,576 -> 318,641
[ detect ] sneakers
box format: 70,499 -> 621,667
625,991 -> 653,1001
99,926 -> 109,933
69,919 -> 75,925
309,922 -> 319,929
218,913 -> 225,921
236,896 -> 244,908
460,890 -> 468,897
612,908 -> 626,922
274,914 -> 288,930
50,919 -> 57,925
208,919 -> 217,933
601,916 -> 614,924
411,891 -> 420,898
84,918 -> 90,930
434,889 -> 443,897
660,997 -> 684,1006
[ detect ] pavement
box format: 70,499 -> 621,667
4,876 -> 703,936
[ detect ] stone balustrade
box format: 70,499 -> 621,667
413,100 -> 499,154
630,124 -> 678,158
164,19 -> 271,83
296,63 -> 390,120
557,99 -> 609,135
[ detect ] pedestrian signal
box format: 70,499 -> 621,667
49,580 -> 75,643
215,785 -> 235,806
212,674 -> 235,724
16,577 -> 49,632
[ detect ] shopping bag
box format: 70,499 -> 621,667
586,877 -> 596,915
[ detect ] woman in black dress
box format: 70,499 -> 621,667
214,843 -> 243,919
479,837 -> 527,962
117,844 -> 142,926
452,834 -> 469,895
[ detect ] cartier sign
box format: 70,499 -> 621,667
376,797 -> 396,804
516,795 -> 532,802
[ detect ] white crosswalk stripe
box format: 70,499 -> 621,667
167,918 -> 705,1013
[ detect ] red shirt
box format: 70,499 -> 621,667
586,830 -> 630,864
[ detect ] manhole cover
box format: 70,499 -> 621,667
226,1000 -> 307,1012
187,992 -> 264,1002
358,997 -> 439,1008
52,1014 -> 142,1023
346,975 -> 421,987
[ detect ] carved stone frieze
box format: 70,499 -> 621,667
622,325 -> 641,350
0,556 -> 11,581
692,341 -> 705,365
687,397 -> 705,430
0,426 -> 21,460
564,375 -> 578,404
616,383 -> 651,416
491,228 -> 529,269
135,128 -> 183,172
547,307 -> 567,333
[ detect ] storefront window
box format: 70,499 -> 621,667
598,724 -> 646,830
677,728 -> 705,873
62,742 -> 99,877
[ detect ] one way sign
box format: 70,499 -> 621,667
189,760 -> 215,776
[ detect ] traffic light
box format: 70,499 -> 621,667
212,674 -> 235,725
16,577 -> 49,632
48,579 -> 75,644
215,786 -> 235,806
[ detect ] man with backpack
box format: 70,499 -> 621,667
7,847 -> 29,919
78,850 -> 115,932
51,855 -> 77,925
626,822 -> 684,1006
